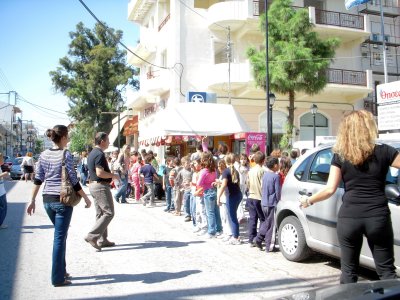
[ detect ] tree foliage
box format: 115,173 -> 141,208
34,139 -> 44,154
68,125 -> 92,154
50,22 -> 139,134
247,0 -> 339,148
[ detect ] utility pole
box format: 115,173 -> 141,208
227,26 -> 232,104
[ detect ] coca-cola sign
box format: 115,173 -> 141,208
245,132 -> 266,155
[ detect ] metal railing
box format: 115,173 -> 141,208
253,0 -> 265,16
327,68 -> 367,86
315,9 -> 364,30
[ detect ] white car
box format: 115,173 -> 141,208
276,140 -> 400,273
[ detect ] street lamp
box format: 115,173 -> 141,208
264,0 -> 273,155
310,104 -> 318,148
267,92 -> 276,155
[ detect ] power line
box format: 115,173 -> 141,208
16,94 -> 68,115
78,0 -> 170,70
0,68 -> 14,91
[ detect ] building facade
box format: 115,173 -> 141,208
125,0 -> 400,154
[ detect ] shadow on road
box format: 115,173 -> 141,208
77,276 -> 331,299
71,270 -> 202,286
0,202 -> 26,299
102,240 -> 205,252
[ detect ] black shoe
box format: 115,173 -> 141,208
253,239 -> 263,251
54,279 -> 72,287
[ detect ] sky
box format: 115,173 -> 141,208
0,0 -> 139,134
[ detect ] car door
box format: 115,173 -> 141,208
301,148 -> 343,247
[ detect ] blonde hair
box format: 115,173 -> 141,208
333,110 -> 377,166
224,153 -> 239,184
27,152 -> 33,157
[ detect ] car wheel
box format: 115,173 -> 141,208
278,215 -> 311,262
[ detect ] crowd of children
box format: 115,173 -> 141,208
99,144 -> 300,250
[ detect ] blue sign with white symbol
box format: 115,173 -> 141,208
187,92 -> 207,103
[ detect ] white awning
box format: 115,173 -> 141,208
107,111 -> 133,145
139,103 -> 251,141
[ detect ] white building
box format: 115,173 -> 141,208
124,0 -> 400,156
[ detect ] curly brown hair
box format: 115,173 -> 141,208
333,110 -> 377,166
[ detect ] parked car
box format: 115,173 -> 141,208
276,140 -> 400,273
4,157 -> 24,180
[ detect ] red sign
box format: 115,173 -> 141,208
245,132 -> 266,155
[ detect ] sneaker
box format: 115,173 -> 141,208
0,224 -> 8,230
196,230 -> 207,236
206,233 -> 216,239
215,231 -> 223,237
147,204 -> 156,208
163,208 -> 170,212
229,238 -> 242,245
192,227 -> 201,233
222,235 -> 232,242
184,216 -> 191,222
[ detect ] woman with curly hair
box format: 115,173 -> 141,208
197,151 -> 222,238
300,110 -> 400,284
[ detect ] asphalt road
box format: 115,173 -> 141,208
0,181 -> 378,300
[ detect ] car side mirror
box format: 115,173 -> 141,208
385,184 -> 400,202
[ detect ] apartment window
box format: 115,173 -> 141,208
373,52 -> 382,65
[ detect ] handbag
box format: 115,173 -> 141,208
60,149 -> 82,206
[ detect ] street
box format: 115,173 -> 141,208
0,181 -> 377,300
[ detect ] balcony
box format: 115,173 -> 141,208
308,7 -> 370,43
359,0 -> 400,17
207,61 -> 252,92
128,0 -> 156,24
127,28 -> 156,66
141,68 -> 171,96
207,0 -> 261,37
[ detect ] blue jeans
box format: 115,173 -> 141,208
203,188 -> 222,235
226,191 -> 243,238
183,190 -> 192,217
80,171 -> 88,186
44,202 -> 73,285
115,175 -> 128,202
0,193 -> 7,226
165,185 -> 174,210
190,193 -> 196,226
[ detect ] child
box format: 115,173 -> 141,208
130,152 -> 142,202
254,157 -> 281,252
197,152 -> 222,238
176,156 -> 193,222
163,156 -> 175,212
218,153 -> 242,245
214,159 -> 232,241
139,154 -> 158,207
247,151 -> 265,248
237,153 -> 250,223
169,157 -> 183,216
192,158 -> 207,233
0,153 -> 10,229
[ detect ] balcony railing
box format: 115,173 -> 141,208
253,0 -> 265,16
327,69 -> 367,86
315,9 -> 364,30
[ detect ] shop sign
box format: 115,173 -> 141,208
377,80 -> 400,132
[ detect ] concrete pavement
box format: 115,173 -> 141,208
1,180 -> 353,300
